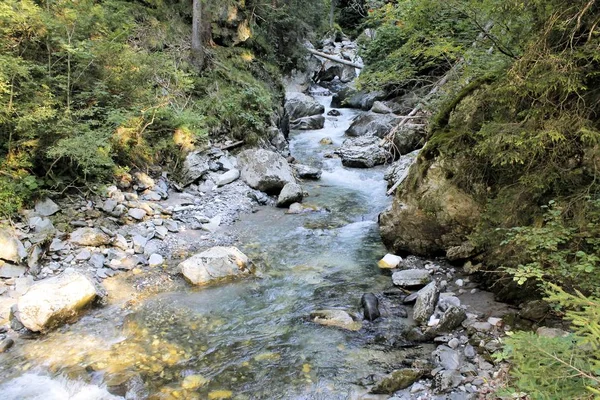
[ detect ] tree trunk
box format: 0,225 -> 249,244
329,0 -> 336,29
191,0 -> 205,69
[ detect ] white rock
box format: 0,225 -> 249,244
216,169 -> 240,187
488,317 -> 502,326
180,246 -> 252,285
277,183 -> 304,207
17,271 -> 98,332
148,253 -> 164,268
455,279 -> 464,287
378,254 -> 403,269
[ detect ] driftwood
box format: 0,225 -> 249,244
306,48 -> 363,69
218,140 -> 244,151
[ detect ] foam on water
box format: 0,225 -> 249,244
0,373 -> 123,400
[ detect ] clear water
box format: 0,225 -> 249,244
0,95 -> 430,399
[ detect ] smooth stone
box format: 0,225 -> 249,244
378,253 -> 403,269
17,271 -> 98,332
0,263 -> 26,279
216,169 -> 240,187
0,338 -> 14,353
277,183 -> 304,207
371,369 -> 424,394
392,269 -> 432,288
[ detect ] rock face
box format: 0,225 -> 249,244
17,271 -> 98,332
179,246 -> 252,285
345,112 -> 400,138
310,309 -> 362,331
237,149 -> 295,194
277,183 -> 304,207
289,115 -> 325,130
69,228 -> 111,247
338,136 -> 391,168
380,160 -> 481,255
0,229 -> 26,264
284,92 -> 325,120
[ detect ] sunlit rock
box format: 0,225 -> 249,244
180,246 -> 252,285
378,254 -> 403,269
310,309 -> 362,331
70,228 -> 110,247
0,229 -> 26,264
17,271 -> 98,332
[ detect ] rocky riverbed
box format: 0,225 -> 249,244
0,37 -> 562,400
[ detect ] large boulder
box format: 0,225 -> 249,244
70,228 -> 111,247
380,160 -> 481,255
293,164 -> 322,180
179,150 -> 210,186
17,271 -> 98,332
179,246 -> 252,285
289,115 -> 325,130
0,229 -> 26,264
337,136 -> 391,168
345,112 -> 400,138
284,92 -> 324,121
237,149 -> 295,194
331,87 -> 385,110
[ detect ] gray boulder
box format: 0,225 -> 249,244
430,305 -> 467,334
238,149 -> 295,194
70,228 -> 111,247
290,115 -> 325,130
277,183 -> 304,207
17,271 -> 98,332
345,112 -> 400,138
384,150 -> 419,186
413,281 -> 440,324
0,229 -> 26,263
392,269 -> 431,287
34,198 -> 60,216
371,101 -> 393,114
284,92 -> 324,120
337,136 -> 391,168
180,151 -> 210,186
293,164 -> 322,180
331,87 -> 385,110
128,208 -> 147,220
180,246 -> 252,285
0,263 -> 26,278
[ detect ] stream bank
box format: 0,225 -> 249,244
0,38 -> 539,400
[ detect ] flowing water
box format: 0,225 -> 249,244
0,94 -> 432,399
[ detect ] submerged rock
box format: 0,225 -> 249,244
238,149 -> 295,194
310,309 -> 362,331
179,246 -> 252,285
371,368 -> 424,394
17,271 -> 98,332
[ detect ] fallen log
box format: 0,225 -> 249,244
306,48 -> 363,69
